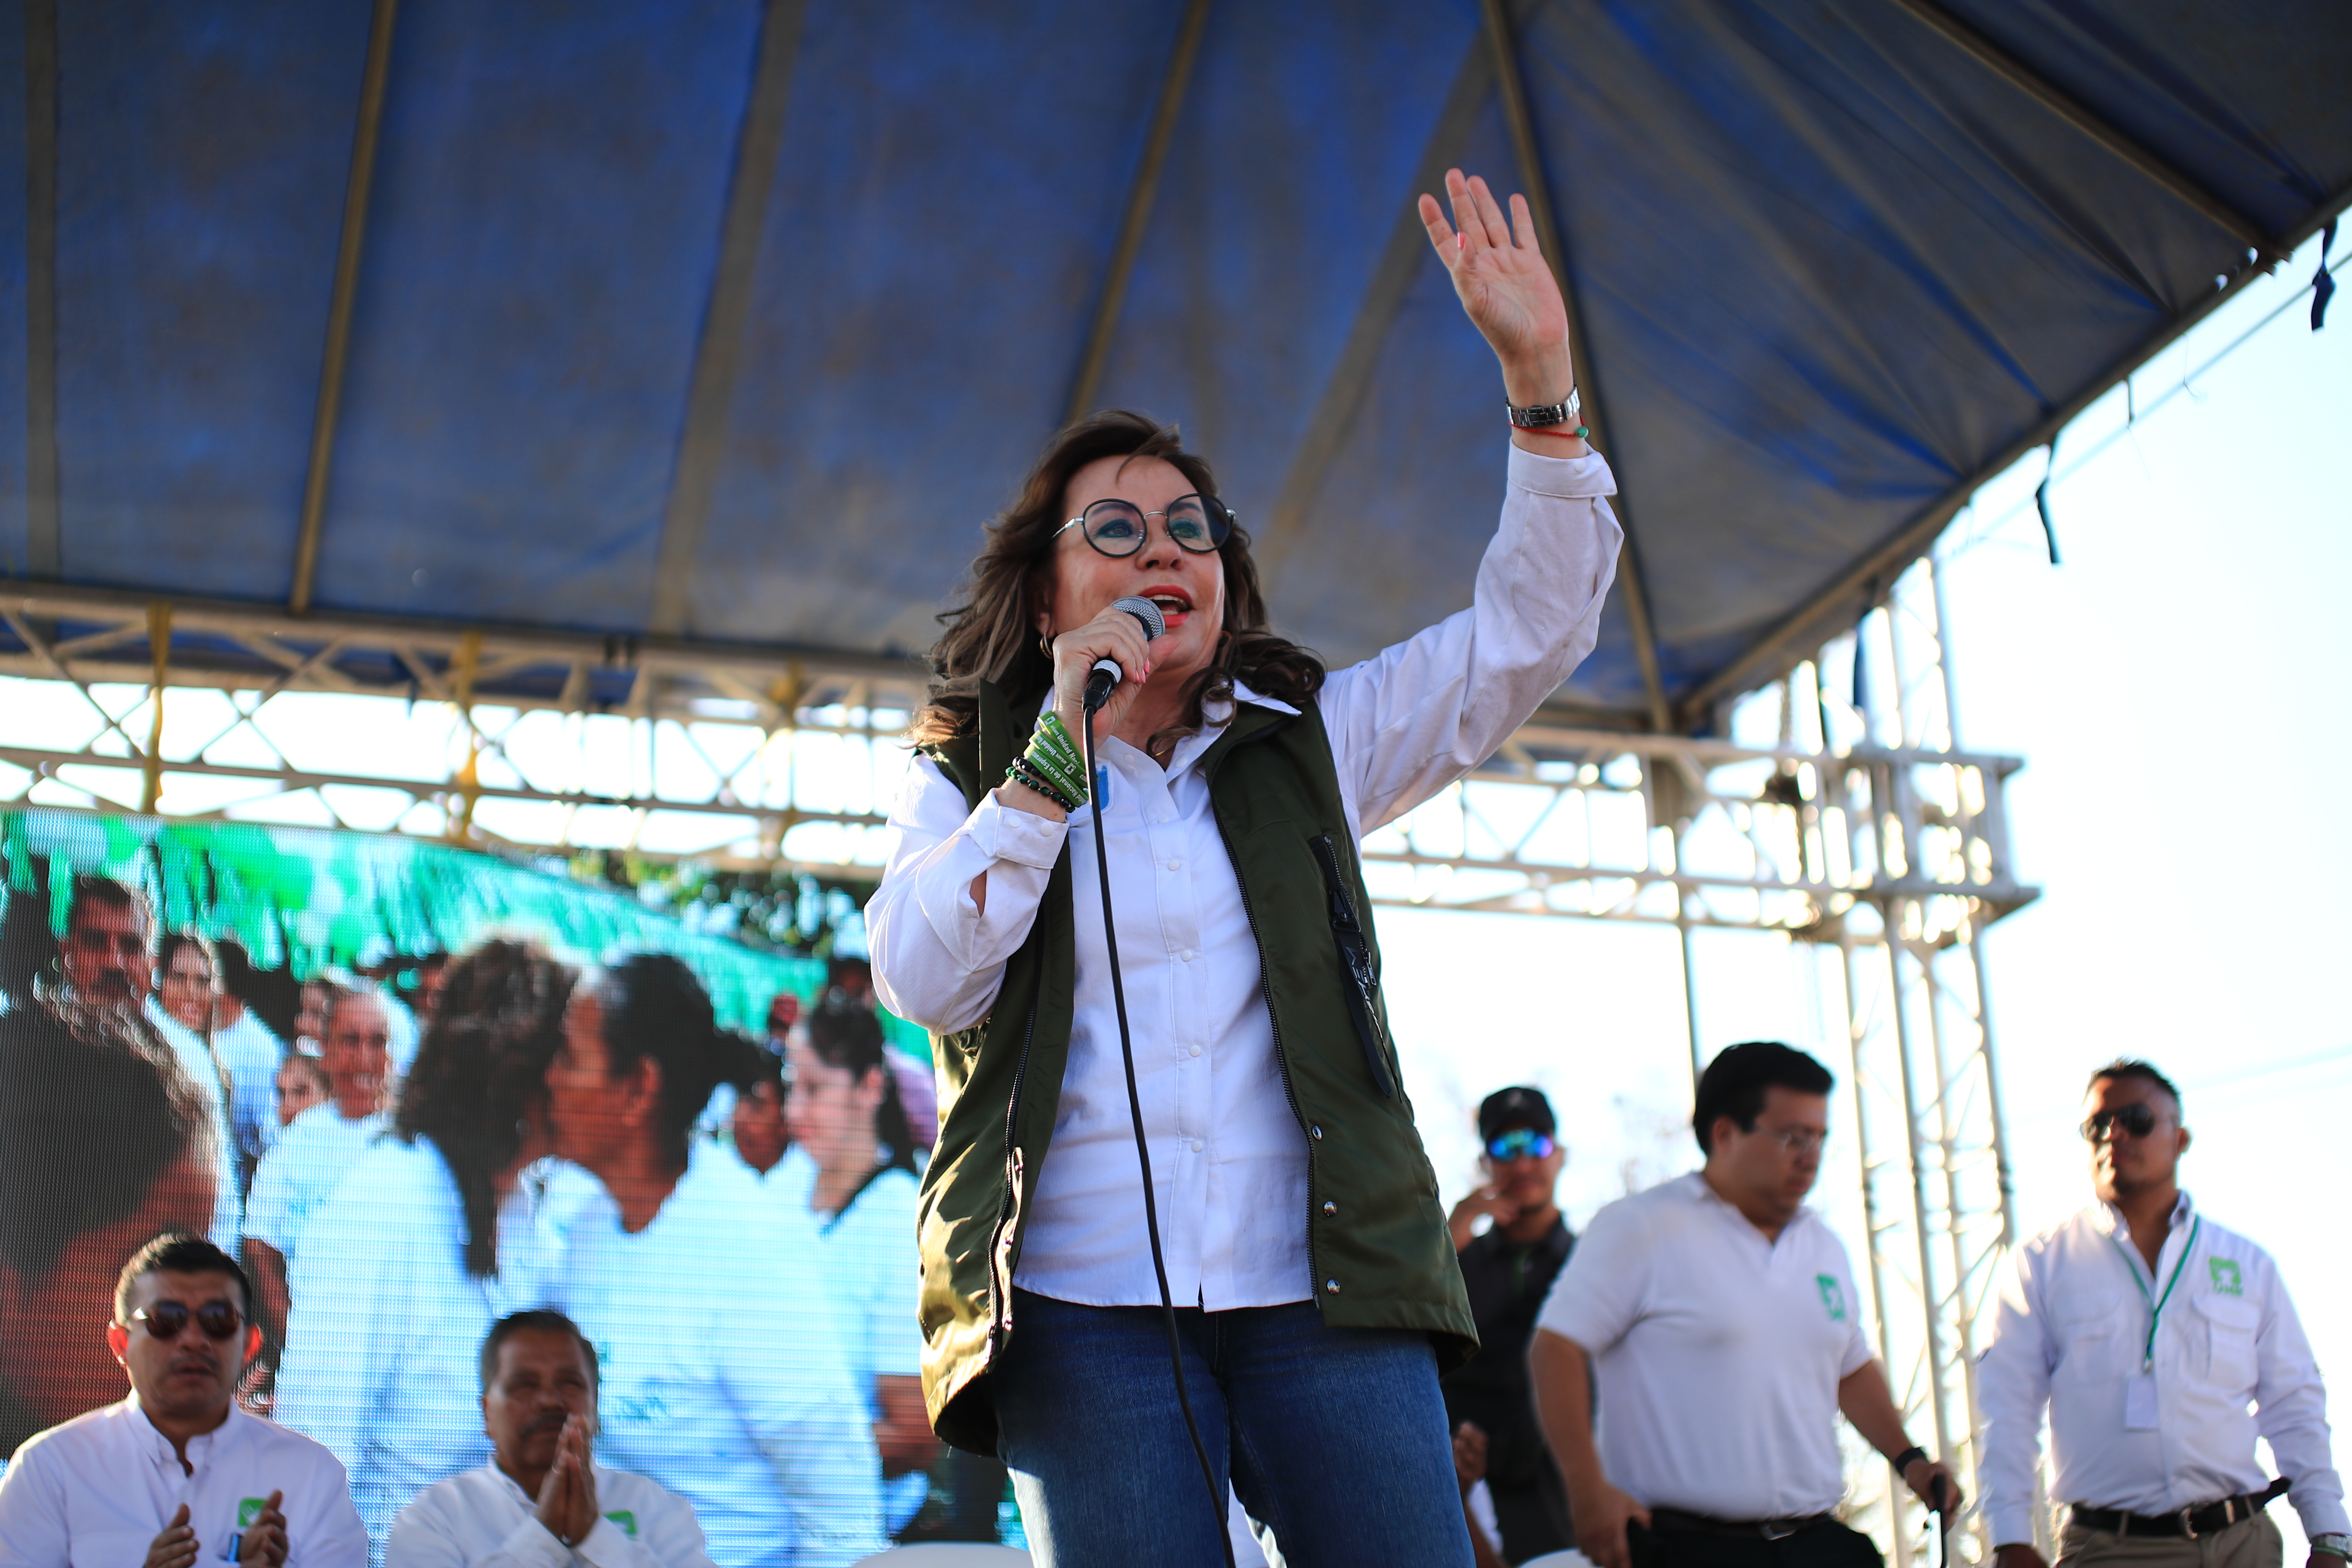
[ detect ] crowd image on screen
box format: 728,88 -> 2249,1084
0,863 -> 963,1562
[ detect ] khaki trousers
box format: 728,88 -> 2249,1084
2058,1514 -> 2284,1568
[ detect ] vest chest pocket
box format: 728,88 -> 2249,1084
2193,1291 -> 2259,1389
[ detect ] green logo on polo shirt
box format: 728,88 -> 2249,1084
2209,1258 -> 2243,1297
1816,1274 -> 1847,1322
238,1498 -> 268,1527
604,1511 -> 637,1539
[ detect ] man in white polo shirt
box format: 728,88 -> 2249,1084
1978,1060 -> 2346,1568
387,1311 -> 717,1568
0,1234 -> 366,1568
1531,1042 -> 1958,1568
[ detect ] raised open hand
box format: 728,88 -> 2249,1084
1418,169 -> 1572,404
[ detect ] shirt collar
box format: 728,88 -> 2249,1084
1684,1170 -> 1814,1235
1106,677 -> 1299,780
126,1391 -> 241,1469
2094,1188 -> 2195,1240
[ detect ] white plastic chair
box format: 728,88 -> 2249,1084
850,1547 -> 1032,1566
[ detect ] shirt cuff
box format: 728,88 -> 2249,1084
1988,1507 -> 2040,1549
2294,1498 -> 2352,1539
1507,440 -> 1618,499
965,793 -> 1069,870
498,1516 -> 576,1568
575,1515 -> 644,1567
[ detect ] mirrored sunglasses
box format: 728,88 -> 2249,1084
1055,494 -> 1234,557
2081,1103 -> 2160,1143
128,1301 -> 244,1341
1485,1128 -> 1556,1162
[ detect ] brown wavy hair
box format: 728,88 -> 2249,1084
909,410 -> 1323,747
393,940 -> 574,1279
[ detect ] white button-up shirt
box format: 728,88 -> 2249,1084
0,1395 -> 368,1568
386,1461 -> 717,1568
1535,1173 -> 1874,1520
869,443 -> 1620,1310
145,997 -> 244,1250
1978,1192 -> 2348,1546
246,1108 -> 390,1258
553,1143 -> 883,1568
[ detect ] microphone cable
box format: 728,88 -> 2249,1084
1082,697 -> 1239,1568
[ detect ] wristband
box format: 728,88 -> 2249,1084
1890,1446 -> 1929,1475
1004,756 -> 1082,812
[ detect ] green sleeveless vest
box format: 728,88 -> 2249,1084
913,680 -> 1476,1453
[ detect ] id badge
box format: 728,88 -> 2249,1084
2124,1372 -> 2159,1430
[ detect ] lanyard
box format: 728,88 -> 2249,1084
2108,1215 -> 2199,1371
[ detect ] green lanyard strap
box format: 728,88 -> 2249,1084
2108,1215 -> 2200,1371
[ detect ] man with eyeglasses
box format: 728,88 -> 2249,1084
1444,1087 -> 1577,1566
0,1233 -> 366,1568
1978,1060 -> 2346,1568
1529,1042 -> 1959,1568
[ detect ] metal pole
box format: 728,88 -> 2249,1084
1883,900 -> 1958,1474
1842,929 -> 1912,1568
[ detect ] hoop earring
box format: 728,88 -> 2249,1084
1039,629 -> 1054,658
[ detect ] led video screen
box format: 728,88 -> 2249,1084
0,808 -> 1009,1566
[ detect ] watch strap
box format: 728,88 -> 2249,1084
1506,388 -> 1582,429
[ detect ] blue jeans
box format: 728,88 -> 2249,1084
994,1289 -> 1475,1568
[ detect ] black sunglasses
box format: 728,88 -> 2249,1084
127,1301 -> 244,1341
2081,1103 -> 2161,1144
1054,495 -> 1234,558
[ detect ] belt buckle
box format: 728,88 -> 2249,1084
1762,1521 -> 1799,1541
2179,1507 -> 2199,1541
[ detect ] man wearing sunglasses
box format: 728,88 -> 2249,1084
1444,1088 -> 1577,1565
1529,1043 -> 1959,1568
0,1233 -> 366,1568
1978,1061 -> 2346,1568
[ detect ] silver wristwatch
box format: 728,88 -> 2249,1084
1505,389 -> 1582,429
2311,1534 -> 2350,1559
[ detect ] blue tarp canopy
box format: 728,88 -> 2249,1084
5,0 -> 2348,730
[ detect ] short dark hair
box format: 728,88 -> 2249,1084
479,1309 -> 599,1394
114,1233 -> 251,1323
586,954 -> 728,1170
66,875 -> 150,940
2089,1058 -> 2182,1112
1693,1041 -> 1835,1155
0,1002 -> 215,1284
156,931 -> 215,979
728,1032 -> 786,1092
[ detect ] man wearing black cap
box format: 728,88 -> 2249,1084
1444,1087 -> 1575,1565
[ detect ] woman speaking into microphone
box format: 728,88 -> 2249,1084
867,169 -> 1622,1566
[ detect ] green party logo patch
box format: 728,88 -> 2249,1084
238,1498 -> 269,1527
1817,1274 -> 1848,1322
603,1511 -> 637,1539
2209,1258 -> 2244,1297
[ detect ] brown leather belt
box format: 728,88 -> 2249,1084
1649,1507 -> 1835,1540
2070,1479 -> 2290,1540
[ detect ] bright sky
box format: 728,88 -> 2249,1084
3,220 -> 2343,1548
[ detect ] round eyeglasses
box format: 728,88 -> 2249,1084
1055,494 -> 1234,558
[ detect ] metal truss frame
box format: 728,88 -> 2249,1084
1,563 -> 2034,1555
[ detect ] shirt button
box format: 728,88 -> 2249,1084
1322,1200 -> 1338,1217
1188,1043 -> 1203,1057
1179,949 -> 1196,962
1325,1279 -> 1341,1294
1166,857 -> 1181,870
1191,1139 -> 1204,1153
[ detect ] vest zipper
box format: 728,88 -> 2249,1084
1308,833 -> 1396,1098
987,995 -> 1040,1353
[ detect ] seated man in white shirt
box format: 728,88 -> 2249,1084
1978,1060 -> 2347,1568
387,1310 -> 717,1568
1530,1043 -> 1960,1568
0,1234 -> 367,1568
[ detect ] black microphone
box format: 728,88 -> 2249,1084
1081,596 -> 1168,713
